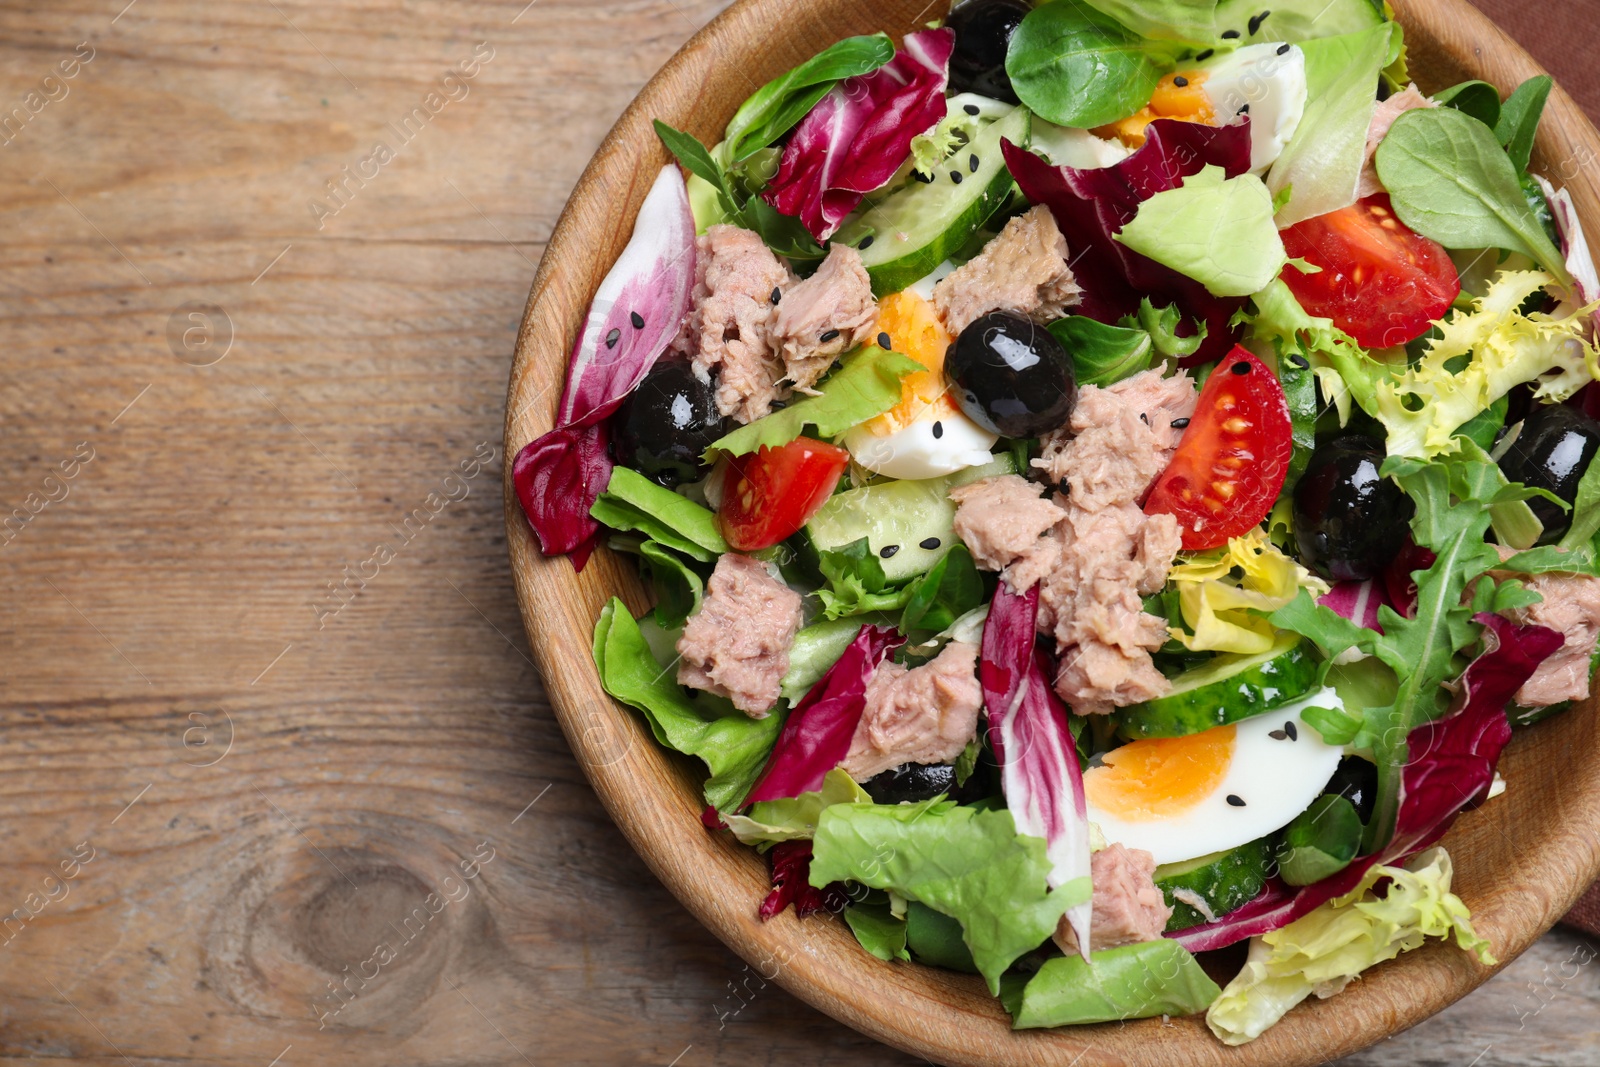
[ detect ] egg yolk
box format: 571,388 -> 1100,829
862,289 -> 960,435
1094,70 -> 1214,149
1083,723 -> 1236,820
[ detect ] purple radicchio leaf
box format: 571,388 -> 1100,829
759,839 -> 848,921
743,624 -> 904,804
1318,579 -> 1389,635
1173,613 -> 1563,953
511,164 -> 698,569
761,28 -> 954,242
1002,118 -> 1254,365
981,581 -> 1093,958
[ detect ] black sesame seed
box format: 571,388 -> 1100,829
1231,360 -> 1251,375
820,328 -> 841,343
1058,479 -> 1071,496
769,400 -> 786,411
951,171 -> 964,185
1289,353 -> 1310,369
932,420 -> 944,439
1196,48 -> 1214,61
1238,103 -> 1251,115
1268,729 -> 1288,740
1221,28 -> 1241,39
877,331 -> 892,350
630,311 -> 645,329
859,234 -> 875,250
969,154 -> 980,173
1226,794 -> 1246,807
605,328 -> 621,349
1285,721 -> 1298,741
919,536 -> 942,550
1248,10 -> 1271,35
1171,417 -> 1191,429
1276,42 -> 1291,55
879,544 -> 900,559
1139,412 -> 1149,424
916,171 -> 935,183
1173,75 -> 1189,88
964,103 -> 980,116
771,286 -> 782,305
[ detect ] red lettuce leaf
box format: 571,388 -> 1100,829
512,164 -> 697,569
743,624 -> 904,804
1174,613 -> 1562,952
1318,579 -> 1390,635
1382,541 -> 1438,619
1002,118 -> 1254,365
981,581 -> 1093,956
759,840 -> 848,920
762,28 -> 953,242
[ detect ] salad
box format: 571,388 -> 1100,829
513,0 -> 1600,1045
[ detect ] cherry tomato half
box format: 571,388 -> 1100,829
1145,346 -> 1293,550
1280,193 -> 1460,349
718,437 -> 850,552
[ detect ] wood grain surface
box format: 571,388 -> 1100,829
0,2 -> 1594,1066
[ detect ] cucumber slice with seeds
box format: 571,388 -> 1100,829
1154,837 -> 1272,931
1118,634 -> 1317,740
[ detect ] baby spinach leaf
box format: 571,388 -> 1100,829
1495,74 -> 1553,174
722,34 -> 896,165
637,540 -> 705,629
1005,3 -> 1175,129
1375,107 -> 1572,287
899,544 -> 985,635
1048,316 -> 1154,387
1433,79 -> 1501,129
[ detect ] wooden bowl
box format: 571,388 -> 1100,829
503,2 -> 1600,1062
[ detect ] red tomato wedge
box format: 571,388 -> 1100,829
1280,193 -> 1460,349
719,437 -> 850,552
1145,347 -> 1292,550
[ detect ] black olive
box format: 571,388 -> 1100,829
612,361 -> 728,488
947,0 -> 1031,104
1323,756 -> 1378,825
1293,434 -> 1413,581
1496,405 -> 1600,543
860,762 -> 959,805
945,311 -> 1077,438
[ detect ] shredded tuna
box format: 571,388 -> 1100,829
684,225 -> 795,424
1494,556 -> 1600,707
1054,844 -> 1173,954
1034,369 -> 1197,508
931,205 -> 1083,335
950,474 -> 1069,590
840,640 -> 983,781
677,553 -> 804,717
1356,84 -> 1437,198
770,243 -> 878,393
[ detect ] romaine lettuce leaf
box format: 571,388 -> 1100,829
1206,847 -> 1492,1045
1116,165 -> 1287,297
635,540 -> 704,628
589,466 -> 728,562
809,801 -> 1084,993
1011,939 -> 1222,1028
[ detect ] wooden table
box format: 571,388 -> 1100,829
0,2 -> 1594,1064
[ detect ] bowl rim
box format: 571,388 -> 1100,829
502,2 -> 1600,1063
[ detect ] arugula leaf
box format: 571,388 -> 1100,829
817,537 -> 915,620
1433,79 -> 1501,129
637,540 -> 704,628
1117,166 -> 1287,296
900,544 -> 986,635
1005,3 -> 1176,129
590,467 -> 728,562
593,598 -> 782,810
1495,75 -> 1553,174
1376,107 -> 1573,287
708,345 -> 924,457
722,34 -> 896,165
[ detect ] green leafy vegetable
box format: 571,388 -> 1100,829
1433,79 -> 1501,129
1048,316 -> 1154,386
1240,278 -> 1391,426
637,540 -> 704,628
721,34 -> 896,165
1376,107 -> 1573,287
1276,794 -> 1362,885
843,897 -> 911,961
899,544 -> 986,635
1495,75 -> 1553,174
1010,939 -> 1222,1028
1122,297 -> 1207,358
953,735 -> 982,788
1005,3 -> 1175,129
593,599 -> 782,810
1207,847 -> 1493,1045
1116,166 -> 1287,296
722,767 -> 871,846
906,901 -> 979,972
809,802 -> 1085,993
709,345 -> 924,457
1073,0 -> 1391,48
781,614 -> 896,704
816,537 -> 916,620
1558,455 -> 1600,553
590,467 -> 729,562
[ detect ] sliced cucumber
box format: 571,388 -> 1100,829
835,106 -> 1031,297
801,455 -> 1015,584
1119,635 -> 1317,740
1154,837 -> 1272,932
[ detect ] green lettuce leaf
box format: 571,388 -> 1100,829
780,613 -> 895,704
590,467 -> 728,562
899,544 -> 986,636
636,540 -> 704,628
1079,0 -> 1392,46
1123,297 -> 1208,358
843,896 -> 910,962
816,536 -> 916,620
709,345 -> 924,457
1116,166 -> 1286,297
721,767 -> 871,846
1207,847 -> 1493,1045
593,598 -> 781,810
1011,939 -> 1222,1028
809,802 -> 1085,993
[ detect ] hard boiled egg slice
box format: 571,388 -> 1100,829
1084,688 -> 1343,866
1197,43 -> 1308,173
845,290 -> 997,480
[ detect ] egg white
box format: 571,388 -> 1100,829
844,406 -> 998,481
1086,688 -> 1344,866
1198,43 -> 1308,173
